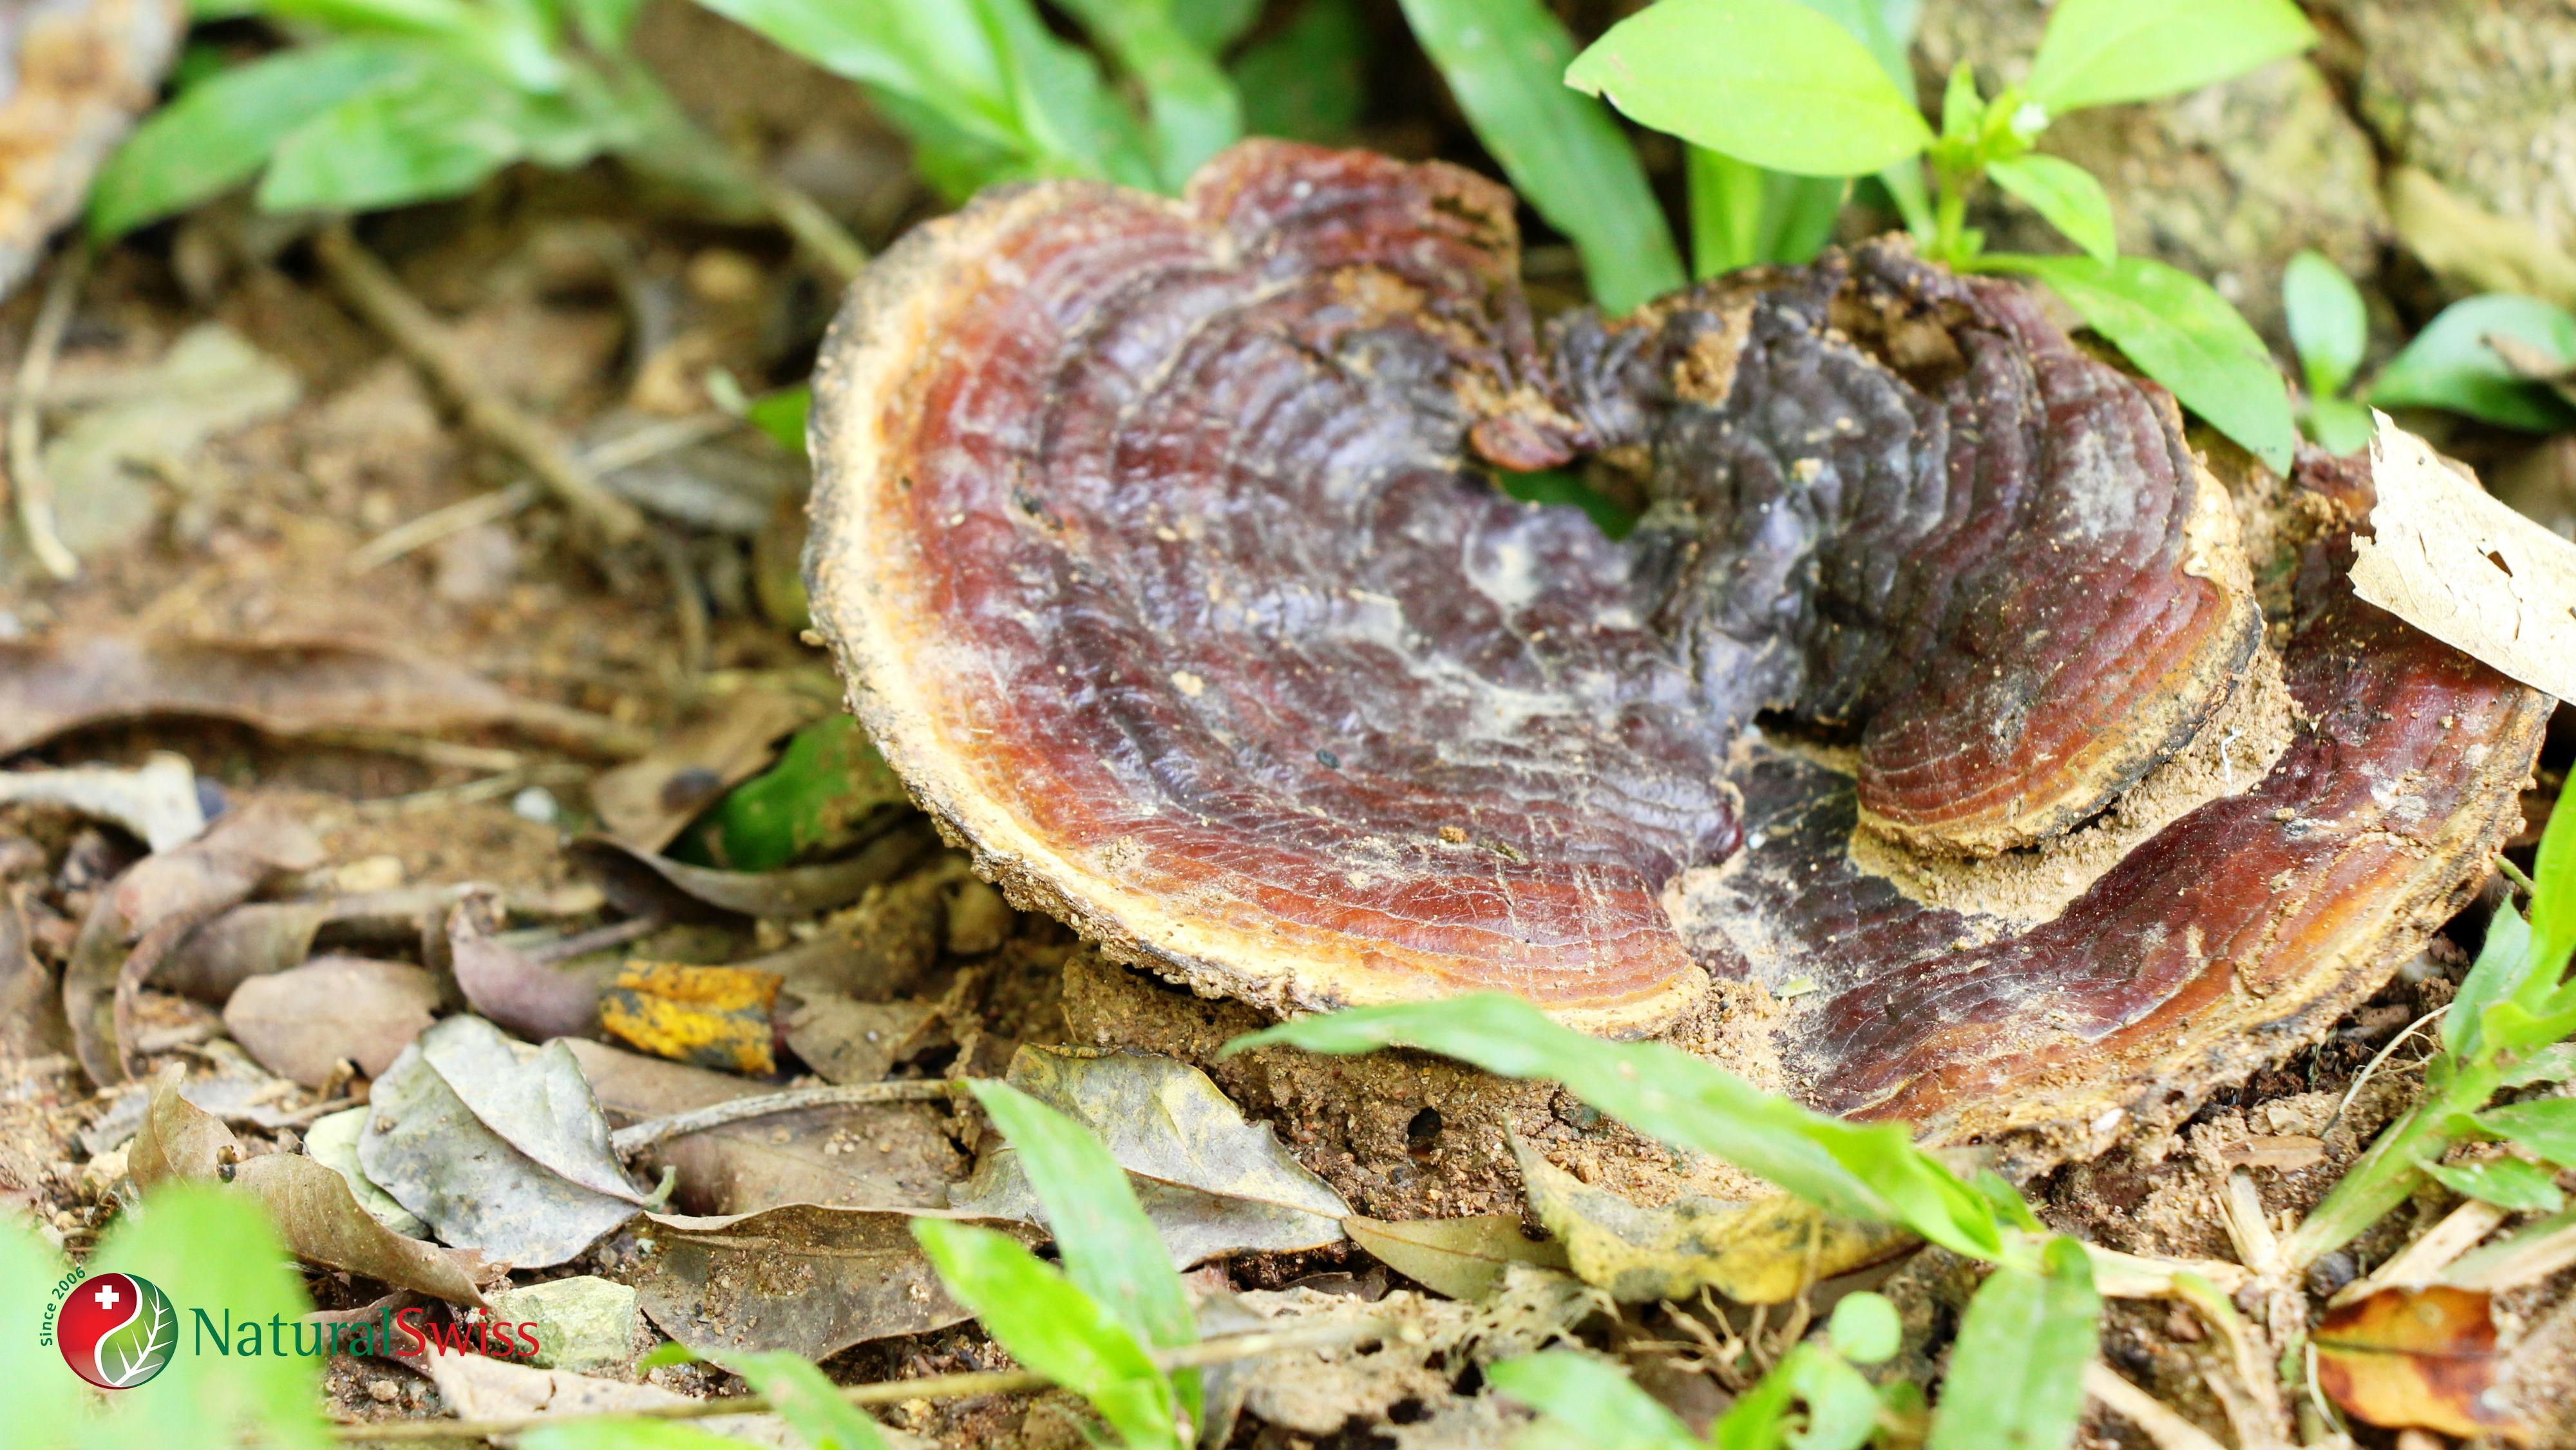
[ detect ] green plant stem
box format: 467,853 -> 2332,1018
2287,1059 -> 2499,1266
1926,158 -> 1977,267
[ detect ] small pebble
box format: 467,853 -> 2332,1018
366,1380 -> 399,1404
512,787 -> 560,823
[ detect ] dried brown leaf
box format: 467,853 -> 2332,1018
589,688 -> 818,852
571,822 -> 935,921
160,882 -> 482,1003
780,992 -> 943,1085
2314,1284 -> 2522,1438
1344,1214 -> 1570,1302
446,901 -> 612,1042
1,882 -> 71,1058
221,956 -> 439,1088
632,1203 -> 1023,1359
420,1348 -> 802,1446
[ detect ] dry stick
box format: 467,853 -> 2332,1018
6,244 -> 91,578
310,224 -> 646,546
349,481 -> 542,574
332,1317 -> 1385,1444
2085,1364 -> 2229,1450
610,1080 -> 963,1158
755,171 -> 869,285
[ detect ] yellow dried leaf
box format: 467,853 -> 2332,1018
2313,1285 -> 2523,1439
598,961 -> 782,1075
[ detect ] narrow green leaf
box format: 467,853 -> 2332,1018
2025,0 -> 2315,113
262,0 -> 569,91
1984,153 -> 2114,263
744,385 -> 813,455
2367,294 -> 2576,432
2504,1044 -> 2576,1089
1054,0 -> 1244,187
1982,253 -> 2297,473
1397,0 -> 1684,312
689,0 -> 1016,139
87,41 -> 415,238
1566,0 -> 1932,178
969,0 -> 1162,190
2421,1154 -> 2566,1214
715,1351 -> 893,1450
2282,249 -> 2367,397
1710,1351 -> 1797,1450
1688,148 -> 1847,276
1487,1352 -> 1698,1450
964,1081 -> 1199,1356
2304,396 -> 2376,454
1231,0 -> 1367,144
257,62 -> 587,215
1172,0 -> 1263,54
911,1220 -> 1181,1450
2447,898 -> 2535,1059
563,0 -> 646,50
1828,1291 -> 1901,1364
2475,1100 -> 2576,1169
1925,1237 -> 2099,1450
1224,995 -> 2004,1262
1938,60 -> 1981,142
2531,758 -> 2576,971
1497,467 -> 1637,538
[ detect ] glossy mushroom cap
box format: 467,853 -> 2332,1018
808,142 -> 2544,1138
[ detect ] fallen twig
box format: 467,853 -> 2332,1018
611,1080 -> 964,1157
350,481 -> 542,575
2331,1196 -> 2508,1305
332,1315 -> 1385,1443
2085,1364 -> 2228,1450
5,244 -> 91,578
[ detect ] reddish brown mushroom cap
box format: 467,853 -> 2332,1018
808,142 -> 2544,1132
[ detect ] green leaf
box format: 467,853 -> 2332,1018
522,1422 -> 776,1449
2304,396 -> 2376,454
1172,0 -> 1263,53
2504,1044 -> 2576,1089
714,1351 -> 893,1450
2475,1100 -> 2576,1170
2420,1154 -> 2566,1214
0,1215 -> 80,1450
1231,0 -> 1367,144
1982,252 -> 2297,473
1687,148 -> 1848,276
1396,0 -> 1684,313
1567,0 -> 1932,178
963,1081 -> 1200,1359
2447,898 -> 2536,1060
2367,294 -> 2576,432
1054,0 -> 1244,187
84,1182 -> 330,1450
675,715 -> 910,872
2024,0 -> 2315,113
563,0 -> 646,50
1984,153 -> 2114,263
1938,60 -> 1982,143
911,1219 -> 1182,1450
1786,1346 -> 1884,1450
744,385 -> 812,455
1488,1351 -> 1698,1450
1828,1291 -> 1901,1365
1224,994 -> 2005,1262
1924,1237 -> 2099,1450
2282,249 -> 2367,397
2532,759 -> 2576,973
257,60 -> 607,215
1496,467 -> 1638,539
87,41 -> 415,238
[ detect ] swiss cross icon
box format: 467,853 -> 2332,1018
93,1283 -> 122,1312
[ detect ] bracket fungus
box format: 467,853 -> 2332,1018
806,142 -> 2548,1147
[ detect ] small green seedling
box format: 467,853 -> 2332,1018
2282,251 -> 2576,452
1226,996 -> 2103,1449
2282,249 -> 2376,453
913,1078 -> 1200,1450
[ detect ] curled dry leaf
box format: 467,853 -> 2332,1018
598,960 -> 782,1075
1513,1140 -> 1913,1304
565,1038 -> 962,1216
159,882 -> 484,1003
588,687 -> 820,854
1343,1214 -> 1571,1302
571,821 -> 936,921
221,956 -> 440,1089
61,796 -> 323,1085
0,633 -> 639,759
447,901 -> 614,1043
952,1045 -> 1350,1265
128,1065 -> 492,1306
0,752 -> 204,852
632,1203 -> 1025,1360
2314,1284 -> 2521,1438
1,883 -> 72,1058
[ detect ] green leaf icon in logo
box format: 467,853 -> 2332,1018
59,1272 -> 178,1389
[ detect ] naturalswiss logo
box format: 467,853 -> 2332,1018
53,1272 -> 178,1389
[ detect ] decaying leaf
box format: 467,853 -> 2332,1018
1,884 -> 71,1058
567,1039 -> 961,1215
305,1107 -> 429,1237
222,956 -> 439,1087
80,1041 -> 301,1154
2349,418 -> 2576,703
589,687 -> 820,854
421,1346 -> 800,1447
0,751 -> 203,851
744,857 -> 964,1002
1345,1214 -> 1571,1302
129,1066 -> 492,1306
633,1204 -> 1021,1359
446,901 -> 614,1043
572,821 -> 935,920
1513,1140 -> 1913,1304
2313,1284 -> 2521,1438
952,1045 -> 1350,1265
357,1018 -> 650,1269
61,796 -> 324,1085
0,633 -> 638,759
779,991 -> 943,1085
598,960 -> 782,1074
159,882 -> 483,1002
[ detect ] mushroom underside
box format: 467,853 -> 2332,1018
806,140 -> 2546,1146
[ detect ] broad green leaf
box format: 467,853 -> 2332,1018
965,1081 -> 1198,1356
522,1423 -> 773,1449
1054,0 -> 1244,187
2504,1043 -> 2576,1089
0,1216 -> 79,1450
1788,1345 -> 1884,1450
2531,762 -> 2576,972
911,1219 -> 1181,1450
1710,1351 -> 1797,1450
1828,1291 -> 1901,1364
258,61 -> 607,215
1688,148 -> 1848,276
1172,0 -> 1262,53
1232,0 -> 1367,144
262,0 -> 569,91
2421,1155 -> 2566,1214
2024,0 -> 2315,113
1397,0 -> 1684,313
2475,1100 -> 2576,1170
1982,253 -> 2297,473
2283,249 -> 2367,397
1938,60 -> 1981,142
690,0 -> 1017,142
2367,294 -> 2576,432
1566,0 -> 1933,178
1924,1237 -> 2099,1450
88,41 -> 414,237
2305,396 -> 2376,454
1488,1351 -> 1698,1450
971,0 -> 1162,190
1984,153 -> 2114,263
676,715 -> 909,872
715,1351 -> 893,1449
744,385 -> 812,455
84,1183 -> 330,1450
1224,995 -> 2004,1262
564,0 -> 646,50
2446,898 -> 2535,1059
1497,467 -> 1639,539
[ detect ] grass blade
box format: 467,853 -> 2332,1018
1054,0 -> 1244,187
1924,1237 -> 2099,1450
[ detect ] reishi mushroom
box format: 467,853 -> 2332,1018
805,141 -> 2547,1145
